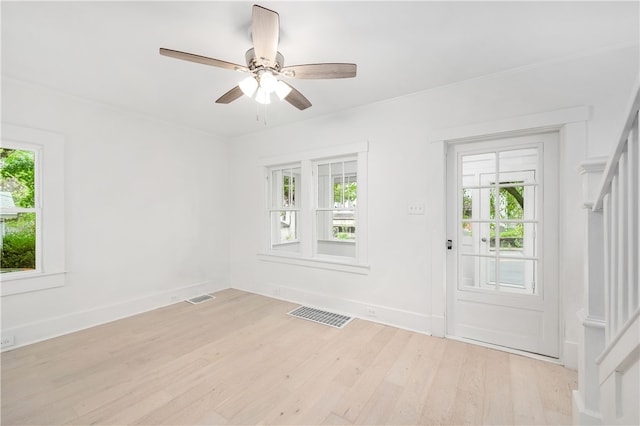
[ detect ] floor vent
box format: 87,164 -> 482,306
186,294 -> 215,305
288,306 -> 353,329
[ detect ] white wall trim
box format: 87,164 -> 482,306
578,156 -> 608,209
257,141 -> 369,166
429,105 -> 590,143
564,340 -> 579,370
237,283 -> 431,335
572,390 -> 603,425
1,280 -> 227,352
257,252 -> 370,275
431,107 -> 589,365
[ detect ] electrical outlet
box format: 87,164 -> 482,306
274,287 -> 281,296
365,306 -> 377,317
1,335 -> 15,348
408,203 -> 425,215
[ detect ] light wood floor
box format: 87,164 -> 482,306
1,289 -> 577,425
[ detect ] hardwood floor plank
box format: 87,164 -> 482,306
509,353 -> 547,425
385,333 -> 447,425
481,347 -> 514,425
417,338 -> 467,425
449,343 -> 489,425
1,289 -> 577,426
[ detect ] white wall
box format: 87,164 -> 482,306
228,45 -> 639,364
1,77 -> 230,348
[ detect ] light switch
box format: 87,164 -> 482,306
408,203 -> 425,215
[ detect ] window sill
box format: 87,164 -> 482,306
317,239 -> 356,245
1,271 -> 66,296
257,253 -> 370,275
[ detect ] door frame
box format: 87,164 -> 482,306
427,105 -> 590,366
446,134 -> 559,358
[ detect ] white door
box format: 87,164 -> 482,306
446,132 -> 559,358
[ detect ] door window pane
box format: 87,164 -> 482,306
496,259 -> 537,294
462,152 -> 495,177
496,186 -> 525,220
499,148 -> 538,176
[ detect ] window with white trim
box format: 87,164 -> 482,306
315,157 -> 357,259
1,146 -> 39,274
261,142 -> 368,270
268,164 -> 302,253
1,125 -> 65,296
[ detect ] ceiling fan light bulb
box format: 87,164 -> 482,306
239,76 -> 258,97
275,80 -> 292,101
259,71 -> 278,93
255,87 -> 271,104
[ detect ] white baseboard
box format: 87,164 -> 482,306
572,390 -> 602,425
1,281 -> 226,351
431,314 -> 445,337
236,282 -> 432,335
564,339 -> 579,370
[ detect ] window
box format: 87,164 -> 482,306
1,125 -> 65,296
268,165 -> 301,253
1,147 -> 39,273
260,142 -> 368,271
315,157 -> 357,258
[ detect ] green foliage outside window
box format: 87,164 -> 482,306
1,148 -> 36,272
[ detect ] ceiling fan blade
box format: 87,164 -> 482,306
215,86 -> 244,104
160,48 -> 249,73
280,63 -> 357,79
252,5 -> 279,67
282,82 -> 312,110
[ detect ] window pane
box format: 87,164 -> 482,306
496,259 -> 537,295
461,188 -> 473,219
497,222 -> 524,252
1,212 -> 36,272
317,164 -> 332,209
270,211 -> 299,246
498,222 -> 537,257
0,148 -> 36,208
459,222 -> 492,255
271,167 -> 301,209
462,152 -> 495,180
289,167 -> 300,208
498,185 -> 525,220
316,211 -> 356,258
459,255 -> 493,290
499,148 -> 538,177
316,210 -> 356,242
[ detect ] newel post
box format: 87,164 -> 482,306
573,157 -> 608,425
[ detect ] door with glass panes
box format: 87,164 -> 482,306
446,132 -> 559,358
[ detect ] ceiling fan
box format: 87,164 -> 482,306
160,4 -> 357,111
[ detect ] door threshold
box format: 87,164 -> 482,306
445,334 -> 563,365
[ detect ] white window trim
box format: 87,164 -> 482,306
267,164 -> 302,246
1,124 -> 66,296
259,142 -> 369,273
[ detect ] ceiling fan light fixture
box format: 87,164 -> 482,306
239,76 -> 258,97
258,71 -> 278,94
255,87 -> 271,104
275,80 -> 292,101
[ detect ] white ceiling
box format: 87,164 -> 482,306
2,1 -> 638,138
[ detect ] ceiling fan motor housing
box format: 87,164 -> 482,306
245,48 -> 284,72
